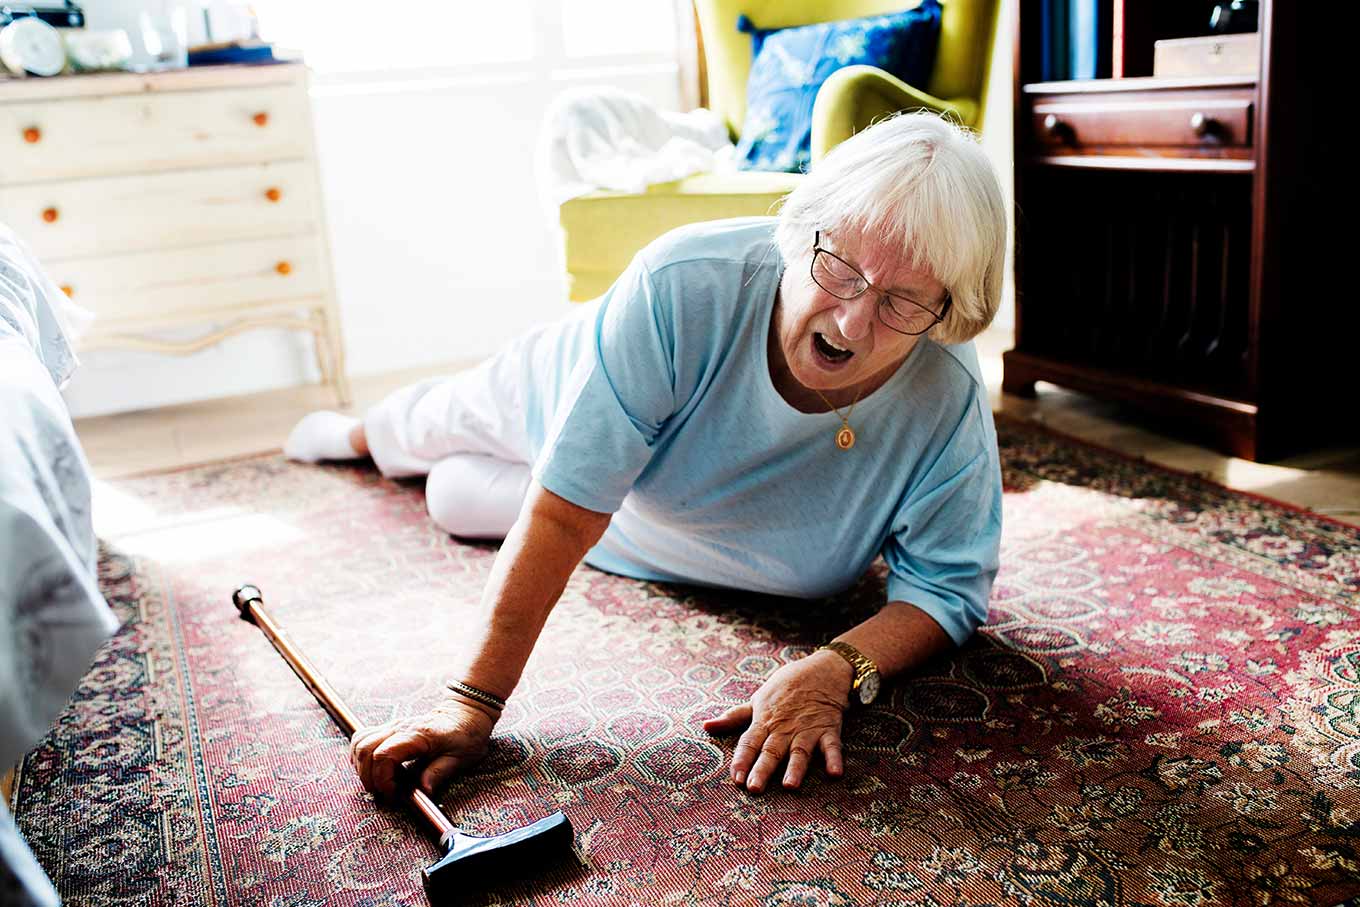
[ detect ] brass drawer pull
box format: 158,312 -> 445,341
1190,112 -> 1219,138
42,207 -> 59,223
265,187 -> 282,202
23,126 -> 42,144
275,260 -> 292,275
1042,113 -> 1073,143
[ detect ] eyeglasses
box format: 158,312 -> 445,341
810,231 -> 951,336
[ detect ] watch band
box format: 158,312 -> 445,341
818,641 -> 878,685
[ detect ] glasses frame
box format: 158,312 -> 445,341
810,231 -> 951,336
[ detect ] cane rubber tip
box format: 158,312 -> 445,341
232,584 -> 262,622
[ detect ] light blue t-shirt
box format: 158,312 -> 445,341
530,218 -> 1001,645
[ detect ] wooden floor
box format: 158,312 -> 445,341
73,328 -> 1360,527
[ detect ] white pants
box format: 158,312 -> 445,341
363,359 -> 534,540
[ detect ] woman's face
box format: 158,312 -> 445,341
772,231 -> 948,403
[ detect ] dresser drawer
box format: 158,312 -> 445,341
1032,94 -> 1253,150
0,162 -> 321,262
0,83 -> 309,185
52,235 -> 326,325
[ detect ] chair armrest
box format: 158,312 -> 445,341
810,64 -> 978,161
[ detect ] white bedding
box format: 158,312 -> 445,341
1,223 -> 116,907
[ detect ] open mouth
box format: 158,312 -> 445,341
813,332 -> 854,365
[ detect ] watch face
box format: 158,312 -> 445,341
857,672 -> 881,706
0,18 -> 66,77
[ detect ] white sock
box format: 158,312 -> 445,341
284,411 -> 363,462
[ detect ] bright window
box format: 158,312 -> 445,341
561,0 -> 676,59
255,1 -> 536,72
253,0 -> 679,74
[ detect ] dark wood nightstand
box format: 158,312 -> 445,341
1003,1 -> 1348,461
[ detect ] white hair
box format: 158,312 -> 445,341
774,112 -> 1006,345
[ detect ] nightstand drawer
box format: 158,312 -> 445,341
1032,95 -> 1253,149
0,83 -> 309,185
52,235 -> 325,325
0,162 -> 321,261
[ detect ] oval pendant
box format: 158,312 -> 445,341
835,426 -> 856,450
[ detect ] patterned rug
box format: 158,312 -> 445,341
13,415 -> 1360,907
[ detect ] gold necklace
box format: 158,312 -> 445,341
812,386 -> 863,450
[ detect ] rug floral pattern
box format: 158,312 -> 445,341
14,416 -> 1360,906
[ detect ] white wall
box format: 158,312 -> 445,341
61,0 -> 1015,417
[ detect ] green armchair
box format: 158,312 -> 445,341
558,0 -> 998,301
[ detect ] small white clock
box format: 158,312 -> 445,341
0,17 -> 67,78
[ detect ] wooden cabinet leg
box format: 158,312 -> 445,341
1001,351 -> 1039,398
311,325 -> 332,387
311,312 -> 352,408
327,325 -> 352,410
333,367 -> 353,409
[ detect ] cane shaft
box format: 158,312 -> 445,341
239,592 -> 456,839
247,601 -> 361,735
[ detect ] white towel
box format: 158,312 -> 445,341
537,87 -> 736,208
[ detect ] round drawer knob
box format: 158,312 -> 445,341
265,187 -> 282,202
275,260 -> 292,276
1190,112 -> 1217,137
253,111 -> 270,127
23,126 -> 42,144
1042,113 -> 1071,142
60,284 -> 73,297
42,207 -> 59,223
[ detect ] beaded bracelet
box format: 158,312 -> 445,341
445,679 -> 507,711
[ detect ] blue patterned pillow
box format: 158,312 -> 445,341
734,1 -> 943,173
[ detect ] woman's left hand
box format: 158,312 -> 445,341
701,650 -> 853,793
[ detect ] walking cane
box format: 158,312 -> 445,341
231,584 -> 574,901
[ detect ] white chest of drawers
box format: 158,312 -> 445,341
0,63 -> 349,405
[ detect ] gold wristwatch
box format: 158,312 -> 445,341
819,641 -> 882,706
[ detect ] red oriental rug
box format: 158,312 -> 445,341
12,415 -> 1360,907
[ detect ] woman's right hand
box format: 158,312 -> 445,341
349,696 -> 498,799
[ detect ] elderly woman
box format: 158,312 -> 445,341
286,112 -> 1006,800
